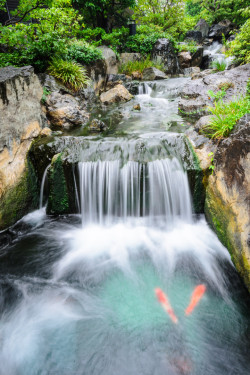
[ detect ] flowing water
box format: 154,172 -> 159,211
0,79 -> 249,375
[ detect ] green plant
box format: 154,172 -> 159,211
246,78 -> 250,99
212,59 -> 227,72
208,152 -> 215,174
48,58 -> 90,91
204,96 -> 250,139
66,40 -> 103,65
226,18 -> 250,64
177,41 -> 198,54
118,55 -> 163,75
41,87 -> 51,105
207,89 -> 226,101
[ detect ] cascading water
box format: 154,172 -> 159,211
0,78 -> 249,375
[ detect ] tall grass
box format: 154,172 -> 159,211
212,59 -> 227,72
119,56 -> 164,75
48,58 -> 90,91
204,96 -> 250,139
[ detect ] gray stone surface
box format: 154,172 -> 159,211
152,38 -> 179,75
142,67 -> 167,80
119,53 -> 142,66
195,19 -> 210,38
179,63 -> 250,117
97,46 -> 118,75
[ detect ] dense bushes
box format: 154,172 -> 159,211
226,19 -> 250,64
66,41 -> 103,65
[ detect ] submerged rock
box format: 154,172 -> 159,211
142,67 -> 167,80
89,118 -> 107,132
100,84 -> 132,104
133,103 -> 141,111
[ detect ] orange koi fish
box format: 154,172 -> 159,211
155,288 -> 178,324
185,284 -> 206,316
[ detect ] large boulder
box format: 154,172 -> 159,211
178,64 -> 250,117
97,46 -> 118,75
208,20 -> 234,40
84,58 -> 107,92
152,38 -> 179,75
191,47 -> 204,67
183,67 -> 200,77
178,51 -> 192,69
100,84 -> 132,104
0,66 -> 43,229
205,114 -> 250,291
124,81 -> 140,95
142,67 -> 167,80
185,30 -> 203,44
119,53 -> 142,66
46,92 -> 89,129
194,19 -> 210,39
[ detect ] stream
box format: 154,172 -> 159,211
0,78 -> 249,375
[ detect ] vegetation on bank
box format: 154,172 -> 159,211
0,0 -> 249,71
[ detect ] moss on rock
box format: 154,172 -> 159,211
47,153 -> 69,215
0,159 -> 39,230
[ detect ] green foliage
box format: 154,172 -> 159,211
218,81 -> 234,91
41,87 -> 51,105
208,152 -> 214,174
194,0 -> 249,25
246,78 -> 250,99
48,58 -> 90,91
66,40 -> 103,65
177,41 -> 198,54
0,0 -> 82,72
204,96 -> 250,139
78,27 -> 106,45
185,0 -> 202,16
211,59 -> 227,72
118,56 -> 163,75
73,0 -> 135,30
207,89 -> 226,102
101,27 -> 129,53
226,19 -> 250,64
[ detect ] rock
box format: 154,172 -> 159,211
131,71 -> 142,80
178,52 -> 192,69
208,20 -> 234,40
97,46 -> 118,75
183,67 -> 200,77
194,19 -> 210,39
40,127 -> 52,137
142,67 -> 167,80
119,53 -> 142,65
46,92 -> 89,129
133,104 -> 141,111
124,81 -> 140,95
178,63 -> 250,117
100,84 -> 132,104
205,116 -> 250,291
191,47 -> 204,67
84,58 -> 107,93
152,38 -> 179,75
106,80 -> 123,90
107,74 -> 127,83
194,115 -> 215,135
89,118 -> 107,132
191,68 -> 213,80
185,30 -> 203,44
0,66 -> 43,229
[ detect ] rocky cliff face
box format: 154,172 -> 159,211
0,66 -> 43,229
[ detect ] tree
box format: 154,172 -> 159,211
73,0 -> 136,31
0,0 -> 82,71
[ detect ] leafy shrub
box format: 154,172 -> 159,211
78,27 -> 106,45
66,41 -> 103,65
218,81 -> 234,91
207,89 -> 226,101
119,56 -> 163,75
101,27 -> 129,53
48,58 -> 90,91
246,78 -> 250,99
204,96 -> 250,139
212,59 -> 227,71
177,41 -> 198,54
226,18 -> 250,64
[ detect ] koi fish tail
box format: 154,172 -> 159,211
185,284 -> 206,316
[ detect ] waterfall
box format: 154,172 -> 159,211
78,158 -> 192,224
39,165 -> 49,209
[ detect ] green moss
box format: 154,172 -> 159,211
205,184 -> 250,291
47,153 -> 69,215
0,159 -> 39,230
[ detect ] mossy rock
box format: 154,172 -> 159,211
0,159 -> 39,230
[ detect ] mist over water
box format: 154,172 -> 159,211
0,79 -> 249,375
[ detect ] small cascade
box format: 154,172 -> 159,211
39,165 -> 49,209
78,158 -> 192,224
204,41 -> 233,68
